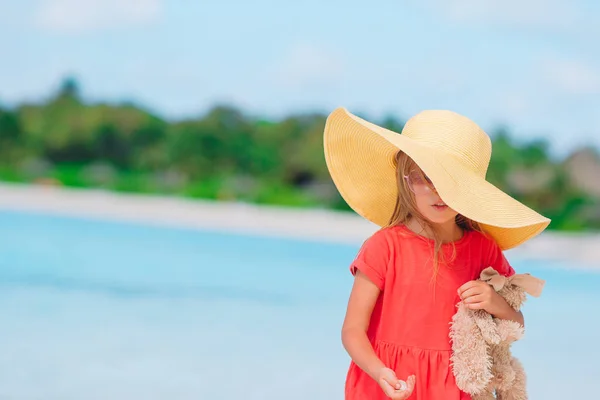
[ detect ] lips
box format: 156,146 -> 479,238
432,201 -> 448,211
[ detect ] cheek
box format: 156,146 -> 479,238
414,195 -> 432,215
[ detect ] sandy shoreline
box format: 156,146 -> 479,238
0,182 -> 598,269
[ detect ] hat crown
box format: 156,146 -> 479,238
402,110 -> 492,177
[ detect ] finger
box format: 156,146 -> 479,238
381,371 -> 399,388
459,287 -> 482,300
457,281 -> 480,296
463,294 -> 486,304
389,390 -> 408,400
466,301 -> 485,310
380,379 -> 396,397
392,375 -> 415,399
391,388 -> 411,400
380,372 -> 400,395
400,390 -> 413,400
395,379 -> 408,391
400,375 -> 415,396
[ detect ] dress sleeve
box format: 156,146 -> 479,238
486,236 -> 516,277
349,230 -> 391,290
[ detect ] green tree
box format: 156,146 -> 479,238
0,109 -> 23,161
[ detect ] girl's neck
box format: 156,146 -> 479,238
405,217 -> 463,243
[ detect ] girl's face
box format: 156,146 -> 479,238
404,170 -> 459,226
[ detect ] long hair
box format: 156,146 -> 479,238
385,150 -> 483,279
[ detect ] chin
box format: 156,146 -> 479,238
426,215 -> 457,225
423,209 -> 459,225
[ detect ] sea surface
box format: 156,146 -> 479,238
0,210 -> 598,399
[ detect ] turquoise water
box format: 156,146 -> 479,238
0,210 -> 598,399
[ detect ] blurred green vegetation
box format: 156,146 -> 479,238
1,78 -> 599,231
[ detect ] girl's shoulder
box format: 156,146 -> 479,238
359,226 -> 396,249
356,225 -> 408,257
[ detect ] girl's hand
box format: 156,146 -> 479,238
457,280 -> 504,315
376,367 -> 415,399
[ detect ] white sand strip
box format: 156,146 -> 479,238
0,182 -> 598,269
0,182 -> 378,244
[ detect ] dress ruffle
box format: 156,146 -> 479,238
346,340 -> 470,400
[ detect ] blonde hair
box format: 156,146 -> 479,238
385,150 -> 483,279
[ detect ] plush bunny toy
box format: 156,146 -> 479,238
449,267 -> 545,400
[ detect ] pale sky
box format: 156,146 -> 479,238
3,0 -> 600,156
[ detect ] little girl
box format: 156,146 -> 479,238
323,108 -> 550,400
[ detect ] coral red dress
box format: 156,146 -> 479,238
345,224 -> 515,400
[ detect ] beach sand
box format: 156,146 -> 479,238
0,182 -> 598,269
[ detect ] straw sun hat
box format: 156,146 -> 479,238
323,107 -> 551,250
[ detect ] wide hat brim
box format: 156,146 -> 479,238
323,107 -> 551,250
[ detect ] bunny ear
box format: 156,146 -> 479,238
509,274 -> 546,297
479,266 -> 497,280
479,267 -> 507,291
